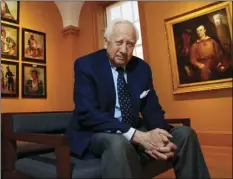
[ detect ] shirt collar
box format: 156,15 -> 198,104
109,60 -> 126,71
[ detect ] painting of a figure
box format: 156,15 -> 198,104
165,2 -> 232,94
1,1 -> 20,24
1,23 -> 19,60
22,63 -> 47,98
1,60 -> 19,97
174,9 -> 231,84
22,28 -> 46,63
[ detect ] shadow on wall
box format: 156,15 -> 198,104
174,88 -> 232,101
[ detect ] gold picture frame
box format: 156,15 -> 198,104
165,2 -> 232,94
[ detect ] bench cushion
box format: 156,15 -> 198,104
17,142 -> 54,159
12,112 -> 72,133
15,152 -> 101,178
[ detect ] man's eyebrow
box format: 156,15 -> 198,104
115,38 -> 123,41
115,39 -> 135,43
128,40 -> 135,43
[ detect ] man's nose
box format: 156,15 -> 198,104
119,44 -> 127,54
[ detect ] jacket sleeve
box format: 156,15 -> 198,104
140,64 -> 168,130
73,59 -> 131,132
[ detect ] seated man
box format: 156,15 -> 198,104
67,19 -> 210,179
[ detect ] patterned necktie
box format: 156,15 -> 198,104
117,67 -> 137,127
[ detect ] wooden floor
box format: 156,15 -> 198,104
156,145 -> 232,178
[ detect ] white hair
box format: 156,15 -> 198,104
104,18 -> 139,42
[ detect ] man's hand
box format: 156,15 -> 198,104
150,128 -> 173,143
132,128 -> 177,160
132,129 -> 164,151
146,140 -> 177,160
147,129 -> 177,160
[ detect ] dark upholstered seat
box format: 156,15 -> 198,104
15,152 -> 101,178
2,111 -> 190,178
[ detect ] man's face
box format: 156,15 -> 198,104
196,25 -> 206,38
1,30 -> 6,37
31,72 -> 37,80
105,23 -> 136,67
30,35 -> 35,40
214,14 -> 221,26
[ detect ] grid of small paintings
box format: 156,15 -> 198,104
1,1 -> 47,98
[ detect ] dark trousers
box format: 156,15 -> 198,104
89,126 -> 210,179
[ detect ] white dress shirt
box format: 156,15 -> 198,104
109,62 -> 136,140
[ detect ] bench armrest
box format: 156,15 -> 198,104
3,132 -> 71,178
6,132 -> 69,147
166,118 -> 190,127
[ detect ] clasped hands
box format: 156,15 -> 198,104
133,129 -> 177,160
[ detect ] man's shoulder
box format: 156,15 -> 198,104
130,55 -> 150,71
74,49 -> 106,66
134,55 -> 149,65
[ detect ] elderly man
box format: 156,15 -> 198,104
67,19 -> 210,178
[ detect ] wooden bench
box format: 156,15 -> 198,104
1,111 -> 190,178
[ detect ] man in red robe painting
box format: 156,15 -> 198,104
190,24 -> 231,81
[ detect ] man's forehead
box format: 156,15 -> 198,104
110,33 -> 135,42
115,37 -> 135,43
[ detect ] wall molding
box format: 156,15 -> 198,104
61,25 -> 80,37
197,131 -> 232,147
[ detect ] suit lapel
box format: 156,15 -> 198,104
97,50 -> 116,111
126,58 -> 140,118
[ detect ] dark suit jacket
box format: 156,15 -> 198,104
66,49 -> 169,159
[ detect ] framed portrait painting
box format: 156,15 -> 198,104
1,60 -> 19,97
1,1 -> 20,24
165,2 -> 232,94
1,23 -> 19,60
22,28 -> 46,64
22,63 -> 47,98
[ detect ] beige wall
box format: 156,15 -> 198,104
1,1 -> 74,112
138,1 -> 232,146
1,2 -> 102,113
73,2 -> 97,59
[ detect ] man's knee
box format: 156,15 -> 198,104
180,126 -> 196,136
172,126 -> 198,142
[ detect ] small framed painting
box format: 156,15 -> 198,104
1,1 -> 20,24
1,23 -> 19,60
1,60 -> 19,98
22,63 -> 47,98
22,28 -> 46,64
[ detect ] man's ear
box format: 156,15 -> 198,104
104,37 -> 108,49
